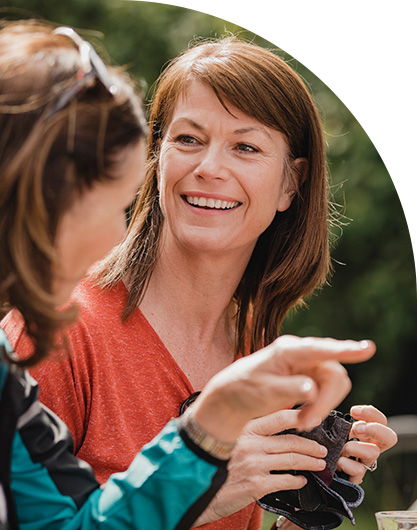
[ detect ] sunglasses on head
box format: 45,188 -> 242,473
45,26 -> 118,119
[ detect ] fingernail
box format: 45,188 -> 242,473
353,422 -> 366,434
319,445 -> 328,456
301,380 -> 313,394
360,340 -> 371,349
351,406 -> 363,415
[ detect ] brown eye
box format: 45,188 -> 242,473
177,135 -> 198,145
236,143 -> 259,153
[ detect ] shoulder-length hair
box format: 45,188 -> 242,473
0,20 -> 146,366
96,36 -> 334,355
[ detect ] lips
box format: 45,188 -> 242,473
183,195 -> 241,210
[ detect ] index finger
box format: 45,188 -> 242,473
271,335 -> 376,372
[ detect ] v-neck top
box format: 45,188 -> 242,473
1,278 -> 262,530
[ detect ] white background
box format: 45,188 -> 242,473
132,0 -> 417,278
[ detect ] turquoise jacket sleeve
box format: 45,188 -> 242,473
0,329 -> 228,530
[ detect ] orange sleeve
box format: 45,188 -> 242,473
248,503 -> 264,530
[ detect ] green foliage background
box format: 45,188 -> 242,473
2,1 -> 416,526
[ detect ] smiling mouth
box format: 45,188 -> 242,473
183,195 -> 241,210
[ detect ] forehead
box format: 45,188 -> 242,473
169,80 -> 264,129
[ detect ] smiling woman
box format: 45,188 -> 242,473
157,81 -> 297,259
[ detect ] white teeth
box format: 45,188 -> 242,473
185,196 -> 240,210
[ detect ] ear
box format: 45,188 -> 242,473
277,157 -> 308,212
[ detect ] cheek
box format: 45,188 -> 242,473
70,214 -> 126,273
249,173 -> 282,212
94,215 -> 127,258
157,160 -> 178,216
245,176 -> 282,235
158,147 -> 187,189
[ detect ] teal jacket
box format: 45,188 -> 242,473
0,328 -> 227,530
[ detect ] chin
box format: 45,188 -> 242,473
180,236 -> 229,253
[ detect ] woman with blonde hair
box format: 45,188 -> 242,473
3,35 -> 396,530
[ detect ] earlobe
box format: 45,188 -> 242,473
276,157 -> 308,212
276,191 -> 294,213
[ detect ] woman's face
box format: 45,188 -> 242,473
157,81 -> 297,258
54,139 -> 145,303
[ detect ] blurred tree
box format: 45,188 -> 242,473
1,0 -> 415,419
280,63 -> 417,418
0,0 -> 243,94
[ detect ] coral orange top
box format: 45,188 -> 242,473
2,279 -> 263,530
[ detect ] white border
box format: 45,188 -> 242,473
131,0 -> 417,276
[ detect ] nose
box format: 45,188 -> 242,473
193,143 -> 230,181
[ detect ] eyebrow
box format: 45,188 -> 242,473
234,126 -> 273,140
171,117 -> 205,131
172,118 -> 273,140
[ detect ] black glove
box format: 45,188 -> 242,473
257,410 -> 364,530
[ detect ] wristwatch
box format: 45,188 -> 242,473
181,410 -> 236,460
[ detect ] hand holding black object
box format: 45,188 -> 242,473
258,411 -> 364,530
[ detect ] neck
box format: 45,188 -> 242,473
137,236 -> 255,389
140,235 -> 253,350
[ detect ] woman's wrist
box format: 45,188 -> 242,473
179,409 -> 237,460
189,374 -> 251,444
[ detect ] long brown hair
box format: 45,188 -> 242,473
0,20 -> 147,366
96,36 -> 333,355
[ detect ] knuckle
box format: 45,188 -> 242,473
365,405 -> 388,424
271,410 -> 290,432
288,452 -> 298,468
391,430 -> 399,446
370,446 -> 381,460
344,441 -> 358,458
322,361 -> 348,380
275,335 -> 295,351
285,435 -> 298,453
345,377 -> 353,392
336,363 -> 349,377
